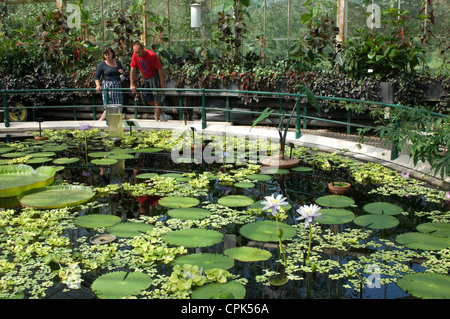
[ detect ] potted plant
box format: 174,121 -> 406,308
328,181 -> 351,195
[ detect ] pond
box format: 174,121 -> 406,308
0,127 -> 449,300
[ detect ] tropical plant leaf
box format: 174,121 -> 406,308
233,182 -> 255,189
18,185 -> 95,209
354,214 -> 399,229
250,107 -> 274,130
167,207 -> 212,220
191,281 -> 246,299
161,229 -> 223,247
218,195 -> 254,207
239,220 -> 296,242
397,273 -> 450,299
0,165 -> 56,198
363,202 -> 403,215
320,208 -> 355,225
395,232 -> 449,250
91,271 -> 152,299
107,222 -> 155,238
74,214 -> 121,228
224,247 -> 272,262
416,223 -> 450,237
172,253 -> 234,270
315,195 -> 355,208
158,196 -> 200,208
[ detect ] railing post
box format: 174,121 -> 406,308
346,109 -> 351,134
226,96 -> 230,123
391,110 -> 400,160
201,88 -> 206,130
92,94 -> 97,120
295,94 -> 301,139
179,96 -> 183,121
3,90 -> 9,128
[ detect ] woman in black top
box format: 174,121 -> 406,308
94,47 -> 125,120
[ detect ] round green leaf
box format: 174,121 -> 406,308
353,214 -> 399,229
263,168 -> 290,175
107,222 -> 155,238
239,220 -> 296,242
26,157 -> 53,164
0,165 -> 56,198
224,247 -> 272,262
315,195 -> 355,208
74,214 -> 121,228
363,202 -> 403,215
320,208 -> 355,225
234,182 -> 255,189
161,229 -> 223,248
291,166 -> 313,172
218,195 -> 254,207
109,153 -> 135,160
91,271 -> 152,299
1,151 -> 28,158
135,173 -> 158,179
167,207 -> 212,220
395,232 -> 449,250
191,281 -> 246,299
397,273 -> 450,299
28,152 -> 56,158
88,152 -> 111,158
18,185 -> 95,209
172,253 -> 234,270
416,223 -> 450,237
90,158 -> 118,165
53,157 -> 80,165
158,196 -> 200,209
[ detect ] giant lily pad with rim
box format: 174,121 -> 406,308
0,165 -> 57,198
18,185 -> 95,209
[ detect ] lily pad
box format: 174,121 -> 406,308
234,182 -> 255,189
291,166 -> 313,172
416,223 -> 450,237
191,281 -> 246,299
167,207 -> 212,220
18,185 -> 95,209
90,158 -> 118,165
26,157 -> 53,164
109,153 -> 135,160
263,168 -> 290,175
139,148 -> 164,153
88,151 -> 111,158
395,232 -> 449,250
0,165 -> 57,198
218,195 -> 254,207
53,157 -> 80,165
1,151 -> 28,158
363,202 -> 403,215
161,229 -> 223,248
107,222 -> 155,238
135,173 -> 158,179
246,174 -> 271,181
172,253 -> 234,270
158,196 -> 200,209
224,247 -> 272,262
353,214 -> 399,229
320,209 -> 355,225
396,273 -> 450,299
239,220 -> 296,242
28,152 -> 56,158
74,214 -> 121,228
91,271 -> 152,299
315,195 -> 355,208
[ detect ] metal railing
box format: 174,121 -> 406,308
2,87 -> 447,160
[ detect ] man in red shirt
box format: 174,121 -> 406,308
130,41 -> 166,121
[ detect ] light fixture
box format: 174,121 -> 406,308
190,3 -> 201,28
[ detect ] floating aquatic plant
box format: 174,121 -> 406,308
172,253 -> 234,270
18,185 -> 95,209
91,271 -> 153,299
224,247 -> 272,262
161,228 -> 224,248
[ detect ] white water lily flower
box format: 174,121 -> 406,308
261,194 -> 289,216
296,204 -> 323,228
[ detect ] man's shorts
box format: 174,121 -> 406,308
141,75 -> 160,104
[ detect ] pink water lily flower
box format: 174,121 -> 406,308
296,204 -> 323,228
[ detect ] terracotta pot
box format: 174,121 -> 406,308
328,182 -> 351,195
34,136 -> 48,141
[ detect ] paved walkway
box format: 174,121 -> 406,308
1,119 -> 448,188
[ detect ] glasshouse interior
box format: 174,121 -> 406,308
0,0 -> 449,301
